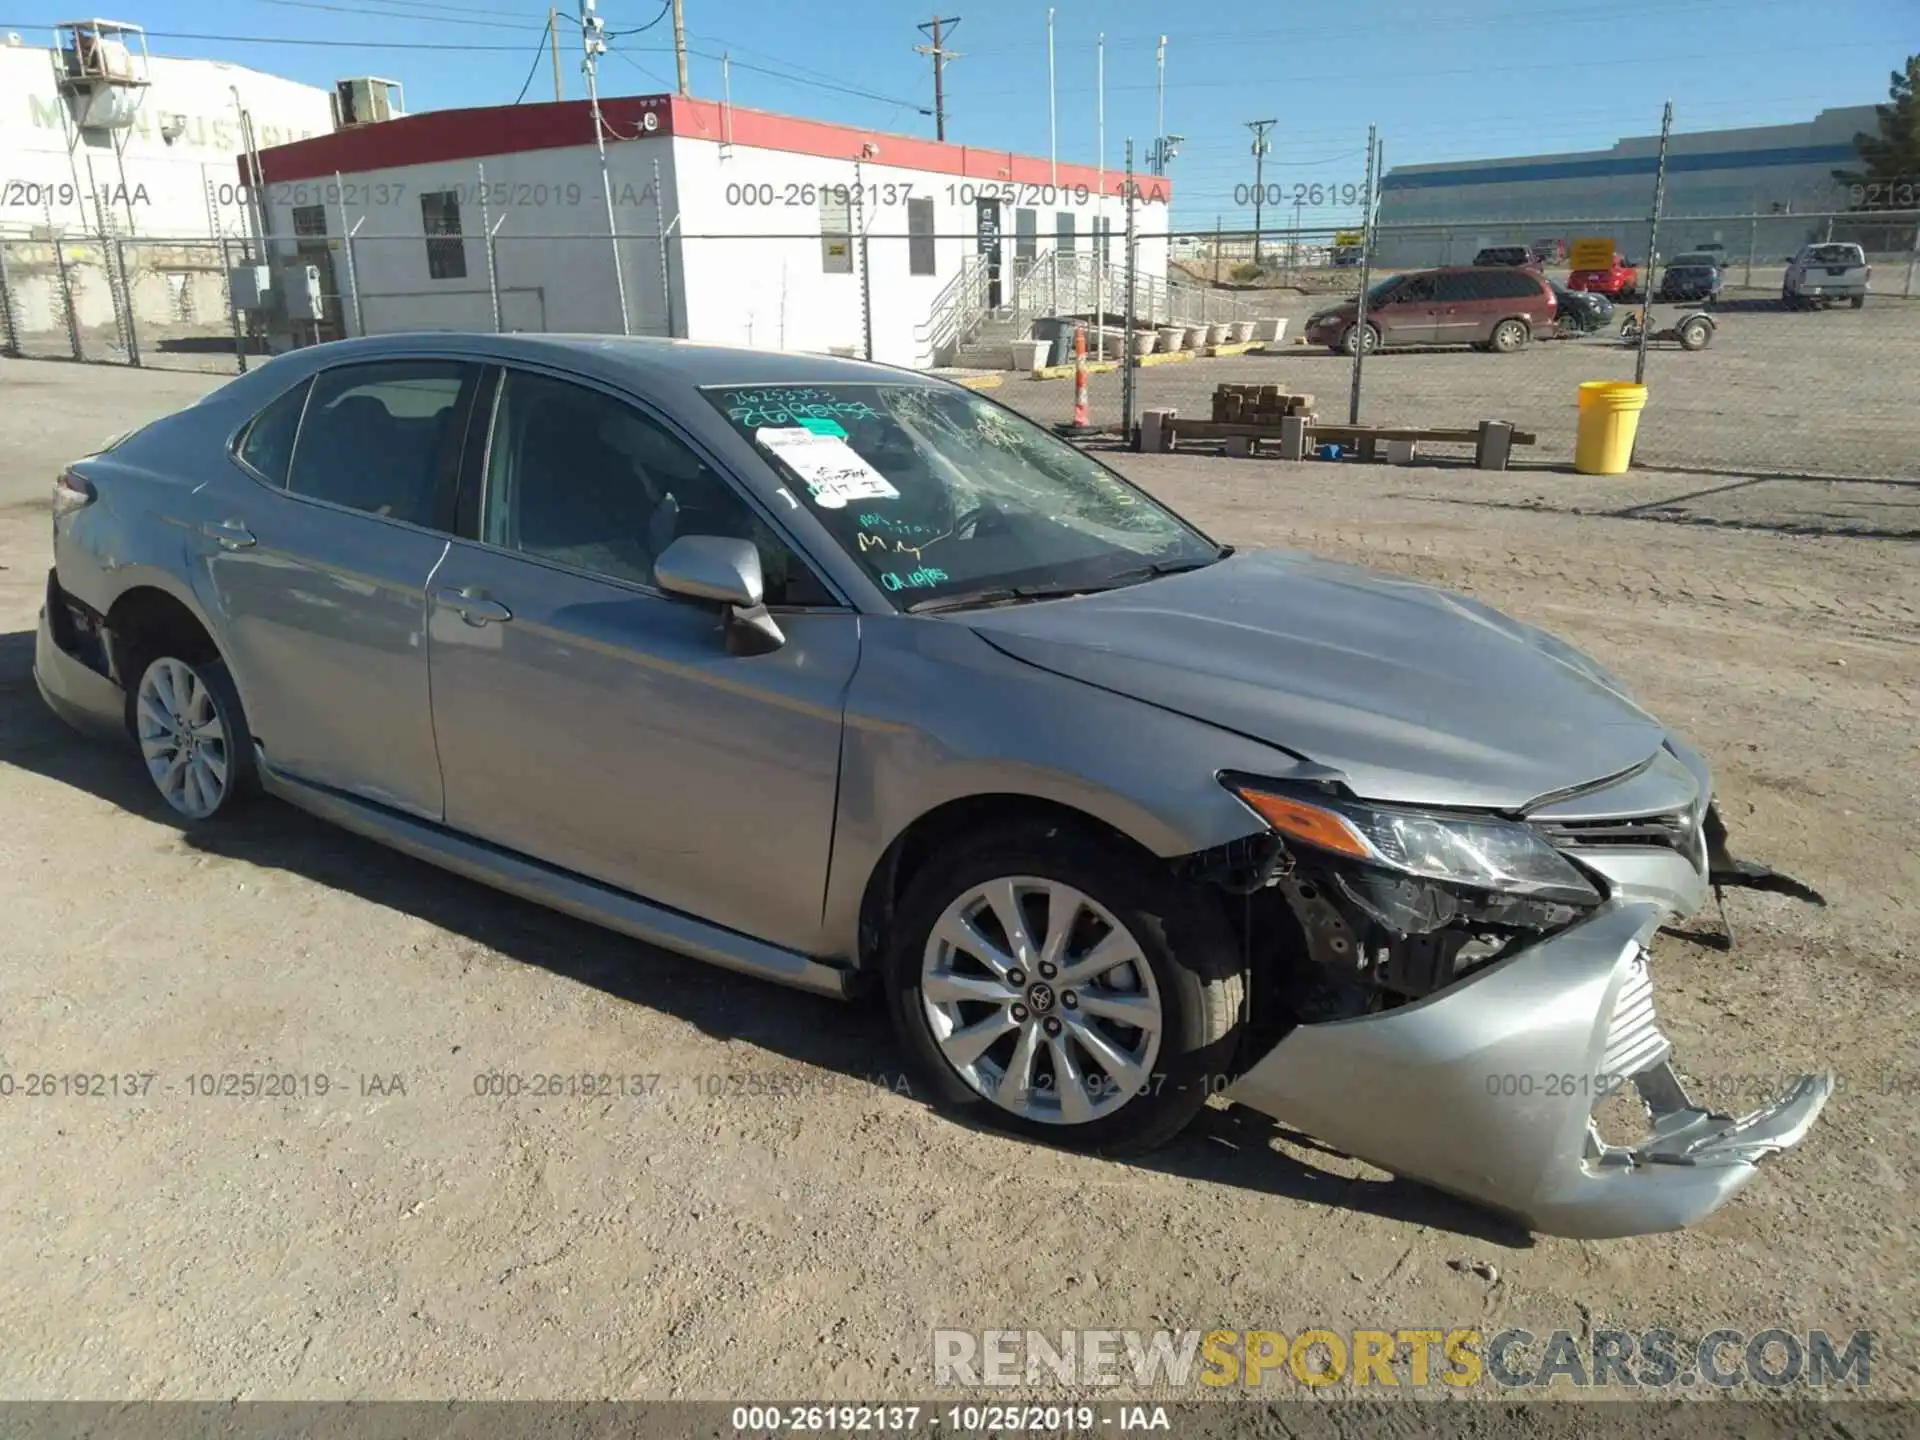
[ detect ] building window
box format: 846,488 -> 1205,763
291,204 -> 327,237
420,190 -> 466,280
820,190 -> 852,274
907,196 -> 936,276
1055,211 -> 1076,252
1013,207 -> 1037,262
1095,215 -> 1111,263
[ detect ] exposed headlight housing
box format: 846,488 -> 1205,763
1225,780 -> 1603,905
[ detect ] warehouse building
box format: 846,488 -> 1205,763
247,93 -> 1172,369
1,24 -> 334,238
1373,105 -> 1882,267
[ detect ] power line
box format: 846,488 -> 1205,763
239,0 -> 542,29
607,0 -> 669,38
510,17 -> 550,101
0,20 -> 543,47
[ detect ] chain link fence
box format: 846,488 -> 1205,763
1056,206 -> 1920,480
5,198 -> 1916,479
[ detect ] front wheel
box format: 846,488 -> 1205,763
128,653 -> 256,820
1490,318 -> 1529,353
1340,322 -> 1379,357
885,824 -> 1245,1157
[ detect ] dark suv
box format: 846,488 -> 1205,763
1305,267 -> 1558,354
1472,245 -> 1538,269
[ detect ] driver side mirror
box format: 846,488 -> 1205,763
653,534 -> 785,656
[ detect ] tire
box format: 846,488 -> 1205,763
1489,318 -> 1529,354
1850,294 -> 1865,310
1340,322 -> 1379,357
125,652 -> 256,821
1678,317 -> 1712,351
885,822 -> 1245,1158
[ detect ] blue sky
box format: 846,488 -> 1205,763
15,0 -> 1912,228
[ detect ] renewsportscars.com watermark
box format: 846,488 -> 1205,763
933,1327 -> 1872,1391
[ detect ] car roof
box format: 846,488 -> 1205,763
256,332 -> 942,396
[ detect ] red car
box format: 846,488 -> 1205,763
1568,254 -> 1639,300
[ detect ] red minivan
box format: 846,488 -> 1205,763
1305,267 -> 1558,354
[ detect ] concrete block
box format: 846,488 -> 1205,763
1278,415 -> 1308,461
1224,435 -> 1254,458
1141,409 -> 1176,453
1475,419 -> 1514,471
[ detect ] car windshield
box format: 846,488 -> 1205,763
704,382 -> 1222,608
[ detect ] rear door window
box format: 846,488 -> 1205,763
287,360 -> 479,529
1432,271 -> 1481,303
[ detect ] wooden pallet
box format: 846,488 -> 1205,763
1150,412 -> 1537,469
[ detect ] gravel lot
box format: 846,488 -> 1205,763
0,357 -> 1916,1404
998,288 -> 1920,483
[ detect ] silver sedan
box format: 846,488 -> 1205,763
34,333 -> 1828,1238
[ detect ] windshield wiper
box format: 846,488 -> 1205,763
906,554 -> 1228,614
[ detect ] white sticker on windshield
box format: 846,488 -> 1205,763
754,426 -> 899,510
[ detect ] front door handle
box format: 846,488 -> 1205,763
434,586 -> 513,626
203,519 -> 256,550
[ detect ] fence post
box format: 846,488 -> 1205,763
1121,140 -> 1137,443
0,241 -> 18,356
343,220 -> 366,338
114,238 -> 141,367
50,226 -> 82,361
1347,124 -> 1379,425
220,237 -> 247,373
854,160 -> 872,361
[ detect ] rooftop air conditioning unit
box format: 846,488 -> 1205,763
331,76 -> 405,130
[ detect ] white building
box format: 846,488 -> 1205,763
1374,106 -> 1884,267
0,26 -> 335,239
248,92 -> 1174,369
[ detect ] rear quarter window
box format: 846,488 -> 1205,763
235,378 -> 314,487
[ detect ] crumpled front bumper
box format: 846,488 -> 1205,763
1225,901 -> 1831,1238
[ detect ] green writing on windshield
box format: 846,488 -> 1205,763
880,567 -> 949,592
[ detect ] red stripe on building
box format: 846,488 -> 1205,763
248,93 -> 1170,204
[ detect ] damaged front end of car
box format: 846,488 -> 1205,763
1183,764 -> 1831,1239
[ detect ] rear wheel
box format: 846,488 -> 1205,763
1850,294 -> 1866,310
127,654 -> 255,821
1490,318 -> 1529,354
885,823 -> 1244,1157
1677,316 -> 1713,351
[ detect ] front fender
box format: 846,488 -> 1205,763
820,617 -> 1312,957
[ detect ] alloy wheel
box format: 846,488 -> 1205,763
919,876 -> 1164,1125
135,657 -> 231,819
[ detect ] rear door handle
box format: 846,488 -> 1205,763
434,585 -> 513,626
203,519 -> 256,550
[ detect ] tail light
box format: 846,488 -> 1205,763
52,469 -> 95,520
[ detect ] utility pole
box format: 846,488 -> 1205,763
579,0 -> 631,336
915,16 -> 961,142
1154,35 -> 1165,171
548,8 -> 562,101
1246,118 -> 1275,263
671,0 -> 688,96
1046,9 -> 1056,187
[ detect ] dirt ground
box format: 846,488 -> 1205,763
0,357 -> 1916,1404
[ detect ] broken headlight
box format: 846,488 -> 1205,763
1224,781 -> 1603,906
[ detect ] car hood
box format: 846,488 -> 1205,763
964,549 -> 1669,811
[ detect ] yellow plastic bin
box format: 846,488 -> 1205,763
1573,381 -> 1646,475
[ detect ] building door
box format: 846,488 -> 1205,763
976,197 -> 1004,309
